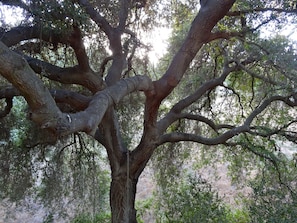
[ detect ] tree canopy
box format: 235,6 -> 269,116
1,0 -> 297,222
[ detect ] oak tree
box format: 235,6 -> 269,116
1,0 -> 297,222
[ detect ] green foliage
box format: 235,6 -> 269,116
0,97 -> 35,200
117,92 -> 145,148
30,0 -> 90,34
0,97 -> 111,215
246,158 -> 297,223
226,208 -> 250,223
71,212 -> 111,223
153,2 -> 297,223
35,137 -> 111,216
154,174 -> 231,223
9,97 -> 31,147
1,0 -> 297,222
136,197 -> 154,223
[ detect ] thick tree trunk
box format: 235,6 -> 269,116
110,171 -> 138,223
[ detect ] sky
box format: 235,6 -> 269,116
146,27 -> 172,65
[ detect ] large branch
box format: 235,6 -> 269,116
78,0 -> 113,36
142,0 -> 236,144
0,41 -> 153,136
104,32 -> 126,86
51,89 -> 91,111
158,93 -> 297,145
153,0 -> 235,101
67,25 -> 91,72
78,1 -> 128,86
0,26 -> 41,47
60,75 -> 153,136
158,126 -> 248,146
2,24 -> 94,73
24,55 -> 104,93
118,0 -> 129,30
132,0 -> 236,171
177,113 -> 235,133
0,86 -> 91,113
0,41 -> 62,126
1,24 -> 92,73
0,25 -> 78,47
157,63 -> 237,133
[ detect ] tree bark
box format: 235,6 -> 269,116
99,109 -> 143,223
110,165 -> 138,223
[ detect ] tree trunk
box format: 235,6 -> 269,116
110,170 -> 138,223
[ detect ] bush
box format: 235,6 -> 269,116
154,174 -> 230,223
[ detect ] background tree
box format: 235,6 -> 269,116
1,0 -> 297,222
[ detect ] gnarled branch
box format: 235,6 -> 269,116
157,63 -> 237,133
0,41 -> 62,127
23,54 -> 104,93
158,94 -> 297,146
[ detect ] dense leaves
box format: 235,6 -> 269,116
247,158 -> 297,223
154,174 -> 230,223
